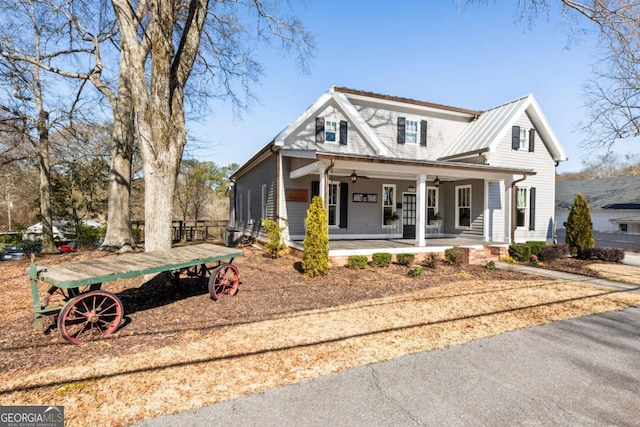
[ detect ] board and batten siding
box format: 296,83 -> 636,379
234,155 -> 277,228
490,112 -> 557,243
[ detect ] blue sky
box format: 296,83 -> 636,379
186,1 -> 638,174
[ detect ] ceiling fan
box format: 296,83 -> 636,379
349,170 -> 370,183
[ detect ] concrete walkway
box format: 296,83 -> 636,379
131,265 -> 640,427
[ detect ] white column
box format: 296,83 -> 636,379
505,177 -> 512,243
416,174 -> 426,247
318,163 -> 326,202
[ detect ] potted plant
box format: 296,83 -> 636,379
385,211 -> 399,225
430,212 -> 442,227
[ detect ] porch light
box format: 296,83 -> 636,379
408,185 -> 416,192
434,176 -> 441,187
350,171 -> 358,183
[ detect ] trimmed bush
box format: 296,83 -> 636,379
445,247 -> 468,265
396,253 -> 415,266
408,265 -> 423,277
372,252 -> 392,267
424,253 -> 439,269
526,241 -> 548,257
578,247 -> 625,263
347,255 -> 368,269
508,243 -> 531,262
485,261 -> 496,270
262,218 -> 289,259
566,192 -> 595,255
302,196 -> 329,278
539,244 -> 569,262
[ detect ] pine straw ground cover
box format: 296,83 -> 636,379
1,245 -> 639,426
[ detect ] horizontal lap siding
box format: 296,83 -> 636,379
493,112 -> 556,242
235,156 -> 277,226
440,180 -> 483,237
354,103 -> 469,161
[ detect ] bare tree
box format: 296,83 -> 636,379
0,0 -> 92,252
111,0 -> 313,251
464,1 -> 640,149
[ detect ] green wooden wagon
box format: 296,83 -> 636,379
27,243 -> 243,344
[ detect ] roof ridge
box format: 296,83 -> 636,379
331,86 -> 482,116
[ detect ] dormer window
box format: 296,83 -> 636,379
325,120 -> 338,143
512,125 -> 536,152
405,120 -> 419,144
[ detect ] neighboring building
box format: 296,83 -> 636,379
556,176 -> 640,234
230,86 -> 567,250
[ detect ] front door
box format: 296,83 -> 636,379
402,193 -> 416,239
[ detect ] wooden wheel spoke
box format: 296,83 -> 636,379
58,290 -> 123,345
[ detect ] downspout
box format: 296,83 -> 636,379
324,158 -> 335,212
269,143 -> 280,223
510,174 -> 529,243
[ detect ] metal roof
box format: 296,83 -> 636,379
556,176 -> 640,210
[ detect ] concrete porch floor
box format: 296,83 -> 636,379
290,237 -> 508,257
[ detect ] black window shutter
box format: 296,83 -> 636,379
311,181 -> 320,199
340,182 -> 348,228
529,128 -> 536,152
420,120 -> 428,146
315,118 -> 325,144
397,117 -> 406,144
339,120 -> 348,145
512,126 -> 520,150
529,187 -> 536,230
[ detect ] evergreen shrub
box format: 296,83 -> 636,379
347,255 -> 368,269
302,196 -> 329,277
372,252 -> 392,267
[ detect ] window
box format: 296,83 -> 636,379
382,184 -> 396,226
261,184 -> 267,219
516,187 -> 528,228
405,120 -> 419,144
456,185 -> 471,228
518,128 -> 528,150
247,190 -> 251,222
238,193 -> 243,225
328,182 -> 339,227
619,223 -> 628,232
325,120 -> 338,143
427,187 -> 439,224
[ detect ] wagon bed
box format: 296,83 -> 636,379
28,243 -> 243,344
33,243 -> 242,288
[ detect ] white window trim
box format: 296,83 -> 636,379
328,181 -> 340,228
382,184 -> 396,228
455,185 -> 472,229
515,186 -> 529,229
325,119 -> 339,144
405,119 -> 419,144
518,127 -> 529,150
427,186 -> 439,224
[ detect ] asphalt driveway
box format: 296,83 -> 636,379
133,306 -> 640,426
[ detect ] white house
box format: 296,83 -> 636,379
230,86 -> 567,254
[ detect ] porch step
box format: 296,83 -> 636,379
468,246 -> 507,265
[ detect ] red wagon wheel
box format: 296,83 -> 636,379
57,290 -> 123,344
208,264 -> 239,301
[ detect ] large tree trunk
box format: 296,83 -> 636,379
36,112 -> 57,254
100,62 -> 136,252
112,0 -> 207,252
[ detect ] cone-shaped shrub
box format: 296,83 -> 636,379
302,196 -> 329,277
565,192 -> 595,255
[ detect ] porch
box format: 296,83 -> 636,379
289,236 -> 509,264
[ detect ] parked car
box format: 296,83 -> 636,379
57,242 -> 78,253
0,246 -> 25,261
